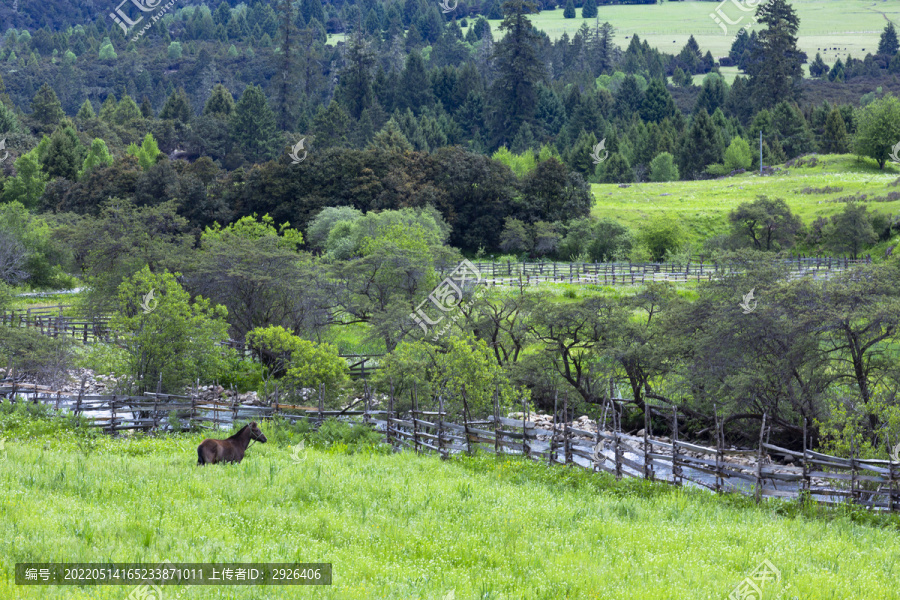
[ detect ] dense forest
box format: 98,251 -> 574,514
2,0 -> 900,454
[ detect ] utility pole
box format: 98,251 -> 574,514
759,130 -> 763,175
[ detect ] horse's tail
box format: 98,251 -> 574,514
197,445 -> 205,466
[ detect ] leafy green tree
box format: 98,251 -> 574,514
168,41 -> 183,59
189,215 -> 323,340
112,267 -> 231,394
729,196 -> 802,251
246,325 -> 349,403
127,133 -> 162,170
230,85 -> 280,163
499,217 -> 532,255
649,152 -> 679,182
0,100 -> 21,133
521,158 -> 593,222
1,147 -> 48,208
377,334 -> 520,419
639,218 -> 682,261
0,202 -> 68,288
853,94 -> 900,169
825,202 -> 878,259
98,38 -> 117,60
78,139 -> 114,180
723,137 -> 753,171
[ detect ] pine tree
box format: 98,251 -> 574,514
641,78 -> 675,123
336,30 -> 377,119
397,50 -> 433,114
822,108 -> 849,154
99,94 -> 118,122
678,109 -> 722,179
159,88 -> 193,124
273,0 -> 300,129
370,117 -> 413,152
230,85 -> 280,162
204,84 -> 235,117
748,0 -> 803,109
878,22 -> 899,57
114,95 -> 142,125
488,0 -> 546,148
41,124 -> 85,180
140,97 -> 154,118
563,0 -> 575,19
311,100 -> 351,148
0,101 -> 20,133
581,0 -> 597,19
809,52 -> 828,78
75,99 -> 96,121
30,83 -> 65,130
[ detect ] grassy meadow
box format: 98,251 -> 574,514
1,407 -> 899,600
591,155 -> 900,250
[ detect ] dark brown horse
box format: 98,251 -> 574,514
197,422 -> 267,465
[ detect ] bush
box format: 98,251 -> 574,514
639,219 -> 683,262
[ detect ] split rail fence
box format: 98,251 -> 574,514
4,380 -> 897,513
468,256 -> 871,287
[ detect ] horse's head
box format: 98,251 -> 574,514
249,422 -> 267,443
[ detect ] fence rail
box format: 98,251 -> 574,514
4,381 -> 897,513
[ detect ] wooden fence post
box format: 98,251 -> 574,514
461,385 -> 473,455
522,396 -> 530,459
643,403 -> 651,481
614,404 -> 622,481
713,404 -> 722,493
563,394 -> 571,465
755,412 -> 767,503
413,383 -> 420,454
387,380 -> 395,448
850,435 -> 859,506
438,394 -> 446,460
494,385 -> 500,455
109,395 -> 117,435
549,390 -> 558,466
318,383 -> 324,424
802,418 -> 810,497
672,407 -> 682,486
75,376 -> 85,418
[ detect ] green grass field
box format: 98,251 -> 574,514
1,410 -> 899,599
485,0 -> 899,60
591,154 -> 900,250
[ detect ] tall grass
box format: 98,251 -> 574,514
0,411 -> 898,599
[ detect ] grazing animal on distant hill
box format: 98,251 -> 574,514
197,422 -> 267,465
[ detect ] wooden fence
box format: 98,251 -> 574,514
4,380 -> 897,513
467,256 -> 871,287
